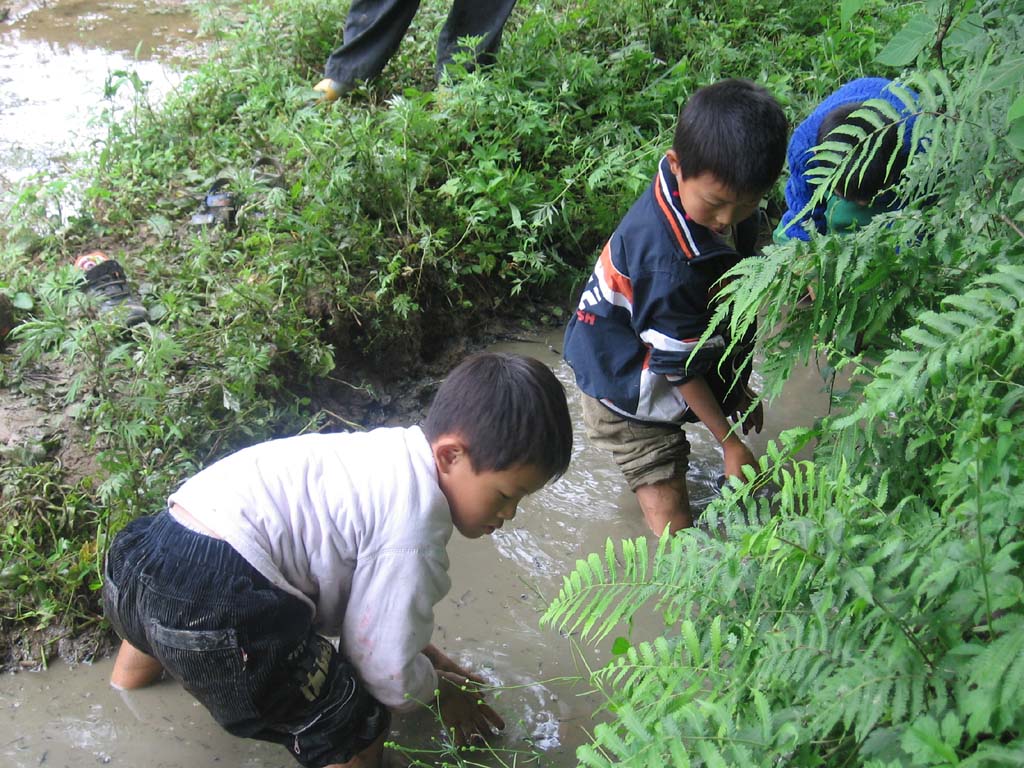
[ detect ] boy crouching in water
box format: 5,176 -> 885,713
102,352 -> 573,767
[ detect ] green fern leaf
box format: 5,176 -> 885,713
958,740 -> 1024,767
636,536 -> 649,583
680,619 -> 702,665
901,714 -> 960,765
889,80 -> 920,114
752,688 -> 773,743
710,615 -> 723,670
577,744 -> 607,768
918,311 -> 966,338
594,722 -> 630,760
618,703 -> 652,742
902,325 -> 945,349
1000,635 -> 1024,713
696,739 -> 729,768
667,737 -> 692,768
595,590 -> 636,641
581,589 -> 619,638
575,561 -> 592,591
891,673 -> 910,723
856,675 -> 893,740
606,537 -> 619,579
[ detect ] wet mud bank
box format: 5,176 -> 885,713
0,0 -> 201,675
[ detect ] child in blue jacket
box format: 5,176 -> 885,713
774,77 -> 916,242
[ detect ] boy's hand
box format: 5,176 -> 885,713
436,670 -> 505,748
423,643 -> 488,687
676,376 -> 760,480
722,435 -> 757,481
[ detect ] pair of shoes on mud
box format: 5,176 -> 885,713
74,251 -> 149,328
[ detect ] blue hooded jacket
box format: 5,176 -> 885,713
777,77 -> 917,241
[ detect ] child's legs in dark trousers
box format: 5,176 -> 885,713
325,0 -> 421,87
579,393 -> 693,534
102,511 -> 390,767
435,0 -> 518,79
324,0 -> 517,88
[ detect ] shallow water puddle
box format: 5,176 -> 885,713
0,330 -> 836,766
0,0 -> 196,189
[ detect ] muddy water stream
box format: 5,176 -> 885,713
0,331 -> 835,767
0,0 -> 196,189
0,2 -> 836,764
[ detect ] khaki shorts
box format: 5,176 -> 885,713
579,393 -> 690,490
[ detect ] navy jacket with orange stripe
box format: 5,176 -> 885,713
564,156 -> 754,424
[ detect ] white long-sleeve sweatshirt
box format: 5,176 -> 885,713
168,426 -> 452,711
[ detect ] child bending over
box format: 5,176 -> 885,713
102,352 -> 573,767
563,78 -> 789,535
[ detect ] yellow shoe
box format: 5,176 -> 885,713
313,78 -> 344,103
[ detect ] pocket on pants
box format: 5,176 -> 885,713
148,620 -> 261,727
100,564 -> 126,639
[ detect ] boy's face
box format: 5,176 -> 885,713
665,150 -> 763,234
433,437 -> 550,539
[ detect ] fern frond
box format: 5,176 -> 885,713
542,535 -> 679,642
950,615 -> 1024,737
835,264 -> 1024,430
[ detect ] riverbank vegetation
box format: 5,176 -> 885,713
1,0 -> 1021,765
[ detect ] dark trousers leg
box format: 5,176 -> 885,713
324,0 -> 422,87
435,0 -> 518,80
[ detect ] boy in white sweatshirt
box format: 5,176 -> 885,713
102,351 -> 573,768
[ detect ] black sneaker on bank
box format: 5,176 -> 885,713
75,252 -> 150,328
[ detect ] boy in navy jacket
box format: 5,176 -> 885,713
564,78 -> 788,536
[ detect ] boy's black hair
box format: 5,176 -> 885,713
816,102 -> 910,203
672,78 -> 789,194
424,352 -> 573,479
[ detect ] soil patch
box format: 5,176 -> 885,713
0,358 -> 99,481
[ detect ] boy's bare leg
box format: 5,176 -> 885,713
635,478 -> 692,535
110,639 -> 164,690
329,731 -> 386,768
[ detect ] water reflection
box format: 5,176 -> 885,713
0,0 -> 196,189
